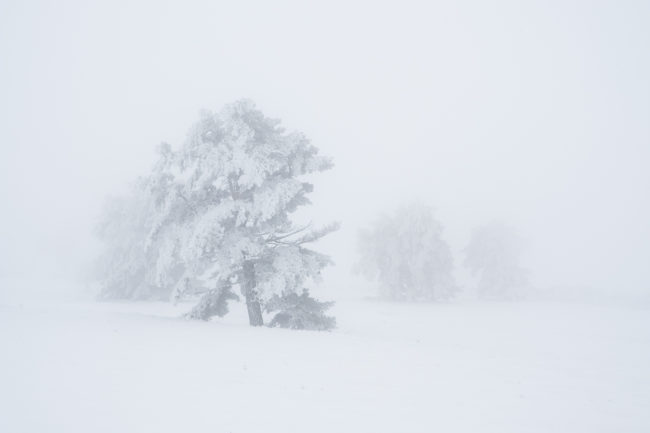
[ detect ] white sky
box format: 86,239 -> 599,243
1,0 -> 649,295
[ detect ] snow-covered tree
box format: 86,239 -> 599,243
356,203 -> 456,301
96,100 -> 337,327
463,221 -> 528,299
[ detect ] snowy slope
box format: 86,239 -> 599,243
1,295 -> 649,433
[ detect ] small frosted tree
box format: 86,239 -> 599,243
116,100 -> 338,327
356,204 -> 456,301
95,181 -> 162,300
95,145 -> 180,301
463,221 -> 528,299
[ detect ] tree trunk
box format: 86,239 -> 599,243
243,260 -> 263,326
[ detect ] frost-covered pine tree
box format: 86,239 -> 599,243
463,221 -> 528,299
356,203 -> 456,301
139,100 -> 338,326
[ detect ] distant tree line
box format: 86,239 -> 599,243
356,207 -> 528,301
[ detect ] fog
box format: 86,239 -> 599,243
1,0 -> 649,296
3,2 -> 650,432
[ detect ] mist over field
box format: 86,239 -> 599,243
1,1 -> 649,432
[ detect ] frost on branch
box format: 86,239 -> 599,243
265,289 -> 336,331
186,285 -> 240,320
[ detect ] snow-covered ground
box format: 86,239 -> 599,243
1,291 -> 649,432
